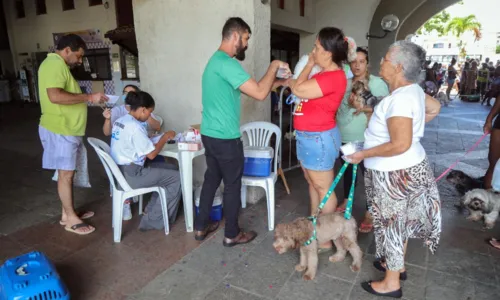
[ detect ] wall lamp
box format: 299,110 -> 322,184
366,14 -> 400,39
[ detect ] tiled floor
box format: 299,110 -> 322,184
1,97 -> 500,300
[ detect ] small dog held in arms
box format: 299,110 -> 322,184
348,80 -> 383,120
273,213 -> 362,281
460,188 -> 500,229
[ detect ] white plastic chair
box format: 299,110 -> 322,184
240,122 -> 281,231
87,138 -> 170,243
152,114 -> 163,129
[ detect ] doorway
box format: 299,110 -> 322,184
270,29 -> 300,171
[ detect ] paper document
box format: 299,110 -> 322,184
105,94 -> 121,105
150,133 -> 165,144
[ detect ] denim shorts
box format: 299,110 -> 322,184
296,127 -> 341,171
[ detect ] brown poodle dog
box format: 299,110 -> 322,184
272,213 -> 363,281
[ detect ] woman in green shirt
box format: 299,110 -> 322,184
335,47 -> 389,233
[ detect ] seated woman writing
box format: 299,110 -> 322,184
110,91 -> 181,231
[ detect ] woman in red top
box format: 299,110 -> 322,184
289,27 -> 348,251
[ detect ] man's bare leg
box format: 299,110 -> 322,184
58,170 -> 94,233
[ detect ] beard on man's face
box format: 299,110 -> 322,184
235,39 -> 247,61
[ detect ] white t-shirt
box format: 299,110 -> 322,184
110,114 -> 155,166
110,105 -> 158,132
363,84 -> 426,171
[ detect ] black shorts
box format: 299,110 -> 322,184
493,116 -> 500,130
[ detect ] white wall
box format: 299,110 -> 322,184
299,0 -> 381,55
3,0 -> 137,93
134,0 -> 271,199
271,0 -> 315,33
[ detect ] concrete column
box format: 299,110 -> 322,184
134,0 -> 271,202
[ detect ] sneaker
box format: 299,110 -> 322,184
123,201 -> 132,221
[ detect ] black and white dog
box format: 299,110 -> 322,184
446,170 -> 484,196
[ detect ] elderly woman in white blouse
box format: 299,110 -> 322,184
347,41 -> 441,298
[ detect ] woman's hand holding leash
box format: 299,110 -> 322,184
483,120 -> 492,135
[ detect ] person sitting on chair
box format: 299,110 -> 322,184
110,91 -> 181,231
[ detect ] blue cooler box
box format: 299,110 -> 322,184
194,185 -> 223,221
243,146 -> 274,177
0,251 -> 69,300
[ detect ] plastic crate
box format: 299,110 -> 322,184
0,251 -> 69,300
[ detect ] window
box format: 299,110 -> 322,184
300,0 -> 305,16
71,48 -> 112,81
278,0 -> 284,9
120,48 -> 139,80
89,0 -> 103,6
432,43 -> 444,49
62,0 -> 75,11
15,0 -> 25,18
36,0 -> 47,15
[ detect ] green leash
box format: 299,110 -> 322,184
304,161 -> 358,246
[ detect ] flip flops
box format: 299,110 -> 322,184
486,238 -> 500,250
361,281 -> 402,298
59,211 -> 95,226
373,260 -> 408,281
359,222 -> 373,233
335,207 -> 346,213
64,223 -> 95,235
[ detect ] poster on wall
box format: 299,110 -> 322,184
52,29 -> 104,46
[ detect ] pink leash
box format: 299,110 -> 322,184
434,131 -> 490,182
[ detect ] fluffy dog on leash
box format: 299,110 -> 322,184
272,213 -> 362,281
436,91 -> 449,107
460,188 -> 500,229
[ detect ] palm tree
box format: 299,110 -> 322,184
445,14 -> 482,58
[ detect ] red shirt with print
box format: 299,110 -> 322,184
293,70 -> 347,132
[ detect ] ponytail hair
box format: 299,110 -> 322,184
125,91 -> 155,111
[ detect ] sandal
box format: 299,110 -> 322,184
486,238 -> 500,250
335,207 -> 346,213
64,223 -> 95,235
59,211 -> 95,226
361,281 -> 402,298
373,260 -> 407,281
359,222 -> 373,233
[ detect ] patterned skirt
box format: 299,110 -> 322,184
365,157 -> 441,271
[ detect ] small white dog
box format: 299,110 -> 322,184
461,188 -> 500,229
436,91 -> 449,107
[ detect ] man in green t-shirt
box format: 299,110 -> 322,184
195,17 -> 289,246
38,34 -> 107,235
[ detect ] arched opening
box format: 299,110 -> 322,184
368,0 -> 461,74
